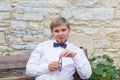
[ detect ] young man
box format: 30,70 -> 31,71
26,17 -> 92,80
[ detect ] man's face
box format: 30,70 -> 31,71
52,24 -> 70,44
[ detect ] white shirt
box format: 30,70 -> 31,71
26,40 -> 92,80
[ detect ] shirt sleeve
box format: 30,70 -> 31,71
26,44 -> 49,76
72,49 -> 92,79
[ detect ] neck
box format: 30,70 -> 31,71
56,40 -> 67,44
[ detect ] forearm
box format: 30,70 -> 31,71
72,53 -> 92,79
26,63 -> 49,76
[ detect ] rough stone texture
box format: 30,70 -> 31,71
62,8 -> 114,20
0,3 -> 11,11
115,8 -> 120,18
11,21 -> 28,30
81,0 -> 99,6
0,13 -> 10,20
0,33 -> 5,43
69,34 -> 94,57
0,20 -> 10,27
0,0 -> 120,68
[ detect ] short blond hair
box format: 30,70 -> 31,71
50,17 -> 70,31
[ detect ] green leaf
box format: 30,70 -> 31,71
116,69 -> 120,78
96,55 -> 101,59
106,72 -> 116,78
88,57 -> 96,62
102,54 -> 109,59
96,63 -> 105,68
94,68 -> 103,75
104,65 -> 112,71
89,54 -> 119,80
106,58 -> 113,63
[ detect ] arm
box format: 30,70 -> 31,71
59,49 -> 92,79
26,45 -> 49,76
72,49 -> 92,79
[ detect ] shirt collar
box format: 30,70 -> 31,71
53,39 -> 68,44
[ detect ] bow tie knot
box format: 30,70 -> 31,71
53,43 -> 67,48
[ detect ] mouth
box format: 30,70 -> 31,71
58,37 -> 65,40
57,37 -> 67,43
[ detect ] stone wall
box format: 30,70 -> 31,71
0,0 -> 120,67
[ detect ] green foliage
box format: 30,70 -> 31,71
89,54 -> 120,80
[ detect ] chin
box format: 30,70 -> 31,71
59,40 -> 66,44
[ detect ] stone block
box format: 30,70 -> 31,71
11,21 -> 28,30
0,13 -> 10,20
23,13 -> 43,21
0,3 -> 11,11
0,33 -> 5,43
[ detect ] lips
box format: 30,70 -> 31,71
58,37 -> 65,40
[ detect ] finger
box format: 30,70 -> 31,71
48,64 -> 54,71
65,51 -> 76,57
49,62 -> 59,71
52,62 -> 60,68
53,65 -> 59,69
61,50 -> 71,57
59,50 -> 69,57
49,65 -> 57,71
52,64 -> 60,71
64,51 -> 71,57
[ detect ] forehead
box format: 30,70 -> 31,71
52,24 -> 68,30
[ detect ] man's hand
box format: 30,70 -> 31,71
48,61 -> 61,71
59,49 -> 76,57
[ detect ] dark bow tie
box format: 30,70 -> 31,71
53,42 -> 67,48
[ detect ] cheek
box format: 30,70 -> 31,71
66,31 -> 70,36
52,32 -> 57,37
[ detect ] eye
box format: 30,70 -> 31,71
54,30 -> 59,32
62,29 -> 66,32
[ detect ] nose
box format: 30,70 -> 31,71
58,31 -> 63,35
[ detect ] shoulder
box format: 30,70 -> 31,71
67,41 -> 78,49
67,41 -> 84,53
40,40 -> 53,44
36,40 -> 53,48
